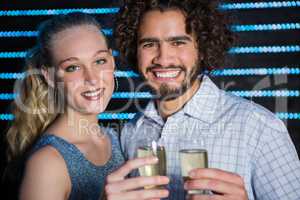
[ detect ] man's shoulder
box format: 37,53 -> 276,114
220,90 -> 286,133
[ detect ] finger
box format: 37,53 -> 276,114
107,156 -> 158,182
105,176 -> 169,193
187,194 -> 225,200
106,189 -> 169,200
185,178 -> 246,196
189,168 -> 244,186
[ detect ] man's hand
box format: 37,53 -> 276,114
105,156 -> 169,200
184,168 -> 248,200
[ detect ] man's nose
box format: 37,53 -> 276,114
152,43 -> 176,67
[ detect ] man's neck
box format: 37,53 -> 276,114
157,79 -> 201,120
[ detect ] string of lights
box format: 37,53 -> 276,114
1,112 -> 299,120
0,1 -> 299,17
0,90 -> 299,100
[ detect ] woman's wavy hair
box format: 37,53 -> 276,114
114,0 -> 235,72
6,12 -> 104,163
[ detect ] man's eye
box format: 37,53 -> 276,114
95,59 -> 107,65
172,41 -> 185,46
65,65 -> 80,72
143,43 -> 155,48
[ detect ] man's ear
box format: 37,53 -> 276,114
41,67 -> 55,88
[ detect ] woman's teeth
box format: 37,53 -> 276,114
154,70 -> 180,78
82,89 -> 103,98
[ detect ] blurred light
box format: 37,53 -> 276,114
220,1 -> 300,10
2,22 -> 299,38
0,8 -> 119,16
0,51 -> 118,58
1,46 -> 298,58
0,29 -> 113,37
114,71 -> 139,78
230,90 -> 300,97
1,68 -> 299,79
0,71 -> 138,79
276,113 -> 300,120
231,23 -> 300,31
229,45 -> 300,53
98,113 -> 136,120
2,90 -> 298,101
211,67 -> 300,76
112,92 -> 153,99
1,112 -> 299,120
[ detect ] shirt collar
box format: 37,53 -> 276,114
183,75 -> 220,124
143,100 -> 165,126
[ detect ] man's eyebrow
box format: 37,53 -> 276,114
166,36 -> 192,42
138,36 -> 192,45
138,38 -> 160,44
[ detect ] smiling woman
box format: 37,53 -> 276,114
5,12 -> 124,200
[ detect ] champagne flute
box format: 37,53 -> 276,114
179,149 -> 210,195
137,140 -> 166,189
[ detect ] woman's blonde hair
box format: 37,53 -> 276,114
6,12 -> 104,162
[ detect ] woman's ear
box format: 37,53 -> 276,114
41,67 -> 55,88
109,49 -> 116,70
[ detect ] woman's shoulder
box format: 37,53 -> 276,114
21,146 -> 71,199
27,144 -> 68,176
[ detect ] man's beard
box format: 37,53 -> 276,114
146,60 -> 201,101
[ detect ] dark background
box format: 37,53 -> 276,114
0,0 -> 299,199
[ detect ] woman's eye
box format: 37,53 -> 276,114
95,59 -> 107,65
65,65 -> 80,72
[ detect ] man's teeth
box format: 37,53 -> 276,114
154,71 -> 180,78
83,90 -> 102,97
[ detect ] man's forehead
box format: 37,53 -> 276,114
138,9 -> 192,38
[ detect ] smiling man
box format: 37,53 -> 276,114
105,1 -> 300,200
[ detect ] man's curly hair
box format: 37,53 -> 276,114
114,0 -> 235,72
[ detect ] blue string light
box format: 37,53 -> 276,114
0,71 -> 138,79
0,68 -> 299,79
230,90 -> 300,97
114,71 -> 139,78
211,67 -> 300,76
1,23 -> 299,38
220,1 -> 300,10
229,45 -> 300,54
0,8 -> 120,16
0,51 -> 119,58
276,113 -> 300,120
0,114 -> 15,120
2,90 -> 299,100
1,112 -> 299,120
1,46 -> 298,58
0,29 -> 113,37
231,23 -> 300,32
98,113 -> 136,120
0,51 -> 26,58
0,93 -> 18,100
112,92 -> 153,99
0,2 -> 298,17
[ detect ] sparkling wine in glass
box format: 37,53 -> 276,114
180,149 -> 210,195
137,141 -> 166,189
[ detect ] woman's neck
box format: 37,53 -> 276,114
48,110 -> 102,142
